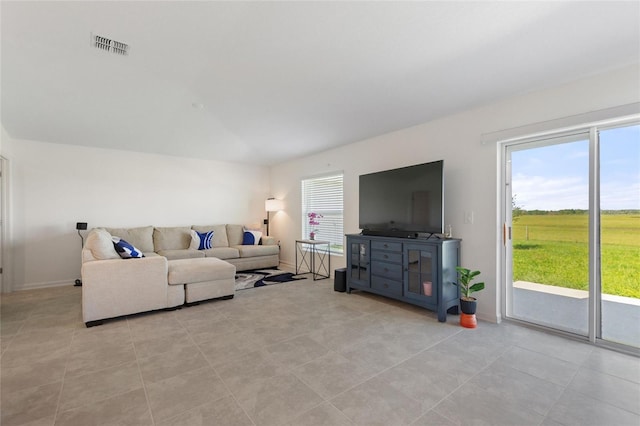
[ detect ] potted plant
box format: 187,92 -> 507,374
454,266 -> 485,328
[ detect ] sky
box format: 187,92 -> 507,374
511,124 -> 640,211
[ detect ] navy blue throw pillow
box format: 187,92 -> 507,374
112,237 -> 144,259
196,231 -> 214,250
242,230 -> 262,245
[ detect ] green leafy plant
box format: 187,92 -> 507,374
455,266 -> 485,300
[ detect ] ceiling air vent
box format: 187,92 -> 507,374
92,33 -> 129,56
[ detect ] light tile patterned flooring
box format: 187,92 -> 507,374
1,277 -> 639,426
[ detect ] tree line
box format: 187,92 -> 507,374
516,209 -> 639,215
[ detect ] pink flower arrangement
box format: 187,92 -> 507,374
308,212 -> 323,228
307,212 -> 324,234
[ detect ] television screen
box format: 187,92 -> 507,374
359,160 -> 444,236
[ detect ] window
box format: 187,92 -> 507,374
301,173 -> 344,254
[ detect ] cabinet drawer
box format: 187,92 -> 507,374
371,262 -> 402,280
371,241 -> 402,252
371,276 -> 402,297
371,250 -> 402,263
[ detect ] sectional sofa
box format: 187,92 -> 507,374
81,224 -> 279,326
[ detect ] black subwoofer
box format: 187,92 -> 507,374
334,268 -> 346,292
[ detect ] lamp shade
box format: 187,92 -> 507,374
265,198 -> 284,212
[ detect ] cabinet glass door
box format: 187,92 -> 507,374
405,245 -> 437,303
349,240 -> 370,287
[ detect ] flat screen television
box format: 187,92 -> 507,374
359,160 -> 444,238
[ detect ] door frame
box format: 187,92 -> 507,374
0,156 -> 9,293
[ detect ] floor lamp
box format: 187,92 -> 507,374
75,222 -> 87,286
264,198 -> 284,236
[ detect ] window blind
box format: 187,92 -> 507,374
302,173 -> 344,253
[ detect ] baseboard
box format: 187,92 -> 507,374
13,279 -> 75,292
279,260 -> 295,270
476,312 -> 500,324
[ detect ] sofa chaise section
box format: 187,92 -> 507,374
168,258 -> 236,304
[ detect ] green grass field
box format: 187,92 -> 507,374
512,213 -> 640,298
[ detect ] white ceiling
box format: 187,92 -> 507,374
2,1 -> 639,166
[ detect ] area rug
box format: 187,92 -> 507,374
235,269 -> 307,290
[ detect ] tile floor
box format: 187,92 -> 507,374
1,276 -> 639,426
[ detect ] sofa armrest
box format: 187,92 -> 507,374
81,256 -> 170,324
261,236 -> 278,246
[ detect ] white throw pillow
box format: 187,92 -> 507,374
189,230 -> 199,250
85,228 -> 120,260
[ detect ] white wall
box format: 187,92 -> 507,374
2,138 -> 270,290
268,64 -> 640,323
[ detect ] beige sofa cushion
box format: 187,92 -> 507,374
157,249 -> 205,260
202,247 -> 240,260
262,236 -> 277,246
142,252 -> 162,257
84,228 -> 119,261
233,244 -> 280,258
105,226 -> 154,253
191,225 -> 229,247
153,227 -> 191,251
168,258 -> 235,285
226,224 -> 244,246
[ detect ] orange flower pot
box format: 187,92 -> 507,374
460,313 -> 477,329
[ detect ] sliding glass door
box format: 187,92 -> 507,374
506,133 -> 591,336
599,125 -> 640,347
504,122 -> 639,350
